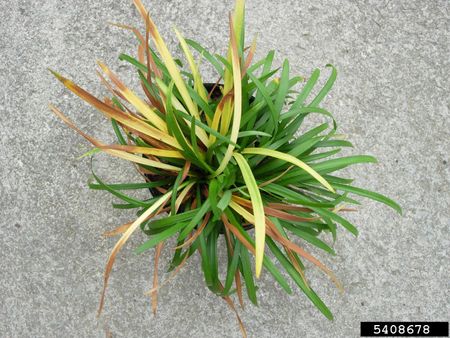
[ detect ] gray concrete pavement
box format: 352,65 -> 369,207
0,0 -> 449,337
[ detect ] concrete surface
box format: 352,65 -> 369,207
1,0 -> 449,337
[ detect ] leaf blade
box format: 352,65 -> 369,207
231,153 -> 266,278
242,147 -> 335,193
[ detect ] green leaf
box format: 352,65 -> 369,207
111,119 -> 127,145
143,208 -> 199,233
185,85 -> 214,121
89,179 -> 171,191
170,168 -> 185,215
118,53 -> 146,72
279,220 -> 336,254
135,221 -> 187,254
316,139 -> 353,148
333,183 -> 402,214
185,39 -> 224,76
261,183 -> 335,208
78,148 -> 100,159
248,50 -> 274,74
239,243 -> 258,305
301,149 -> 342,162
90,171 -> 149,207
255,136 -> 323,175
238,130 -> 272,138
174,109 -> 240,149
288,68 -> 320,113
178,199 -> 211,240
165,83 -> 212,172
266,237 -> 333,320
280,155 -> 378,183
274,59 -> 290,122
310,64 -> 337,107
247,71 -> 277,131
206,228 -> 221,292
222,236 -> 241,296
217,191 -> 232,211
312,207 -> 358,236
224,209 -> 292,294
209,179 -> 220,219
198,230 -> 214,290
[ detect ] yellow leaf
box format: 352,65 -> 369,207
174,28 -> 208,102
107,149 -> 181,172
232,153 -> 265,278
97,191 -> 171,316
49,104 -> 181,172
97,61 -> 167,132
133,0 -> 209,147
241,147 -> 335,193
175,182 -> 195,213
155,78 -> 209,149
242,36 -> 257,77
213,17 -> 242,177
233,0 -> 246,52
99,144 -> 184,159
49,70 -> 181,150
219,0 -> 245,135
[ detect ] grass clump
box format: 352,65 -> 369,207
50,0 -> 401,333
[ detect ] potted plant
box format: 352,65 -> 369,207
49,0 -> 401,335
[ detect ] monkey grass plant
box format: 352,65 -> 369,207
49,0 -> 401,332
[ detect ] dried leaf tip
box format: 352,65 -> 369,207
48,68 -> 63,80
